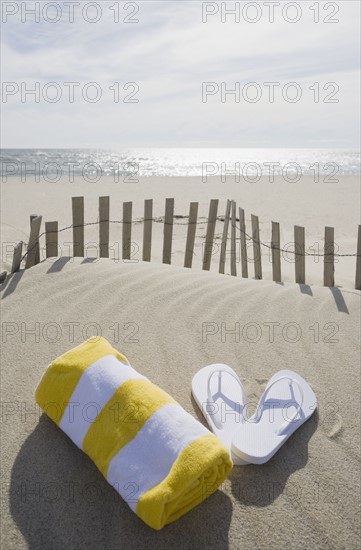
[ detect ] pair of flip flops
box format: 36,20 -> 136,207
192,365 -> 317,465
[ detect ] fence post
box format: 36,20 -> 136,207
184,202 -> 199,268
219,199 -> 231,274
143,199 -> 153,262
30,215 -> 40,264
251,214 -> 262,279
271,221 -> 281,282
25,216 -> 42,269
239,208 -> 248,278
203,199 -> 219,271
123,201 -> 133,260
230,200 -> 237,276
12,241 -> 23,273
294,225 -> 305,284
323,226 -> 335,287
99,196 -> 110,258
72,197 -> 84,257
355,225 -> 361,291
163,198 -> 174,264
45,222 -> 58,259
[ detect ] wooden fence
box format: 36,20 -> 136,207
7,196 -> 361,290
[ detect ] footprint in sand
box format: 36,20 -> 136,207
324,414 -> 343,439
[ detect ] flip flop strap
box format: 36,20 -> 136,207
206,368 -> 246,430
256,375 -> 305,435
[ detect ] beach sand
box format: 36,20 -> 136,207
1,176 -> 360,287
0,176 -> 360,548
1,258 -> 360,549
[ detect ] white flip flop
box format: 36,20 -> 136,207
231,369 -> 317,465
192,364 -> 249,465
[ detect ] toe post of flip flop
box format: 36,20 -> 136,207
191,364 -> 249,465
231,369 -> 317,465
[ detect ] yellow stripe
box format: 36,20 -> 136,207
35,337 -> 128,425
136,434 -> 233,530
82,378 -> 176,476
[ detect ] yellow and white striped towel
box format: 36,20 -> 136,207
35,337 -> 233,529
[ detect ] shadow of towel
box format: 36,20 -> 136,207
10,414 -> 233,550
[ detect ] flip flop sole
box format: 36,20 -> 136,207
192,364 -> 249,466
231,369 -> 317,464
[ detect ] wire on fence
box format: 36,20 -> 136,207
15,215 -> 360,267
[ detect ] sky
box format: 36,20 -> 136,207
1,0 -> 360,148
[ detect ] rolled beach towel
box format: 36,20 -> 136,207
35,337 -> 232,530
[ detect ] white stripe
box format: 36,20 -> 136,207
60,354 -> 147,448
106,402 -> 211,511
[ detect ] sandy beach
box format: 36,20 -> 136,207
1,0 -> 360,545
1,175 -> 360,287
1,174 -> 360,548
1,256 -> 360,549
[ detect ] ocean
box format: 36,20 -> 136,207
0,148 -> 360,179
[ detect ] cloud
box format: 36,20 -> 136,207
1,0 -> 360,147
